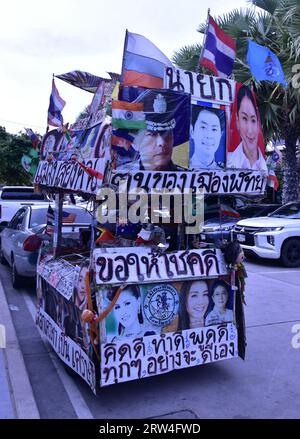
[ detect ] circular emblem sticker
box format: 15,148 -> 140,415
143,284 -> 179,327
125,110 -> 133,120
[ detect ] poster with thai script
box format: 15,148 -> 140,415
100,322 -> 238,386
93,247 -> 227,285
36,307 -> 96,393
164,66 -> 235,105
34,158 -> 106,194
227,83 -> 267,172
109,169 -> 268,195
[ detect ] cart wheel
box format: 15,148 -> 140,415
12,259 -> 22,289
0,249 -> 7,265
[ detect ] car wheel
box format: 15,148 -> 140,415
281,239 -> 300,268
12,259 -> 22,289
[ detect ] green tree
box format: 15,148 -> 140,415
0,126 -> 34,186
173,0 -> 300,202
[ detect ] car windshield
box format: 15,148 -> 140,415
269,203 -> 300,219
29,207 -> 91,228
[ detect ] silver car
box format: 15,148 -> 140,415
0,204 -> 92,288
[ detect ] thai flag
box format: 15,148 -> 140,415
24,128 -> 41,148
47,79 -> 66,127
200,15 -> 236,78
267,170 -> 279,191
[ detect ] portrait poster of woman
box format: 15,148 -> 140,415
104,284 -> 157,343
175,277 -> 235,331
227,83 -> 267,172
205,279 -> 235,327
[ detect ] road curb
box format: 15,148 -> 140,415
0,278 -> 40,419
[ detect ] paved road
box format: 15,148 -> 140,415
1,256 -> 299,419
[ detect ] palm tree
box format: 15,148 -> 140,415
173,0 -> 300,203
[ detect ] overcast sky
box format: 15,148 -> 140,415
1,0 -> 250,135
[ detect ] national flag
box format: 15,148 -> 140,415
47,79 -> 66,127
62,211 -> 76,223
112,101 -> 146,130
95,227 -> 115,244
56,70 -> 105,93
267,170 -> 279,191
45,205 -> 55,235
246,40 -> 287,87
112,130 -> 134,151
24,128 -> 41,148
116,221 -> 141,239
121,30 -> 173,89
220,204 -> 240,218
200,15 -> 236,78
111,130 -> 137,159
55,70 -> 118,96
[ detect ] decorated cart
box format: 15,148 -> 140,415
33,32 -> 267,394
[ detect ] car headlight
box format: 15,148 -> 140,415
202,227 -> 216,232
256,227 -> 284,232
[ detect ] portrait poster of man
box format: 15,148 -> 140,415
189,104 -> 226,170
227,83 -> 267,171
113,88 -> 190,171
40,129 -> 65,160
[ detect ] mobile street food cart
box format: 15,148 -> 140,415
33,59 -> 267,394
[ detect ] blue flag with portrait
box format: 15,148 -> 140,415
246,40 -> 287,87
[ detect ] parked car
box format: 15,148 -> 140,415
200,204 -> 280,246
232,201 -> 300,267
0,204 -> 92,288
0,186 -> 49,232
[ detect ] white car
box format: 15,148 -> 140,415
0,186 -> 49,229
232,201 -> 300,267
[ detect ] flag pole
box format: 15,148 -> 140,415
120,29 -> 129,87
198,9 -> 210,71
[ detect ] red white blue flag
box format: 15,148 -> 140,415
121,30 -> 173,89
24,128 -> 41,148
200,15 -> 236,78
47,79 -> 66,127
